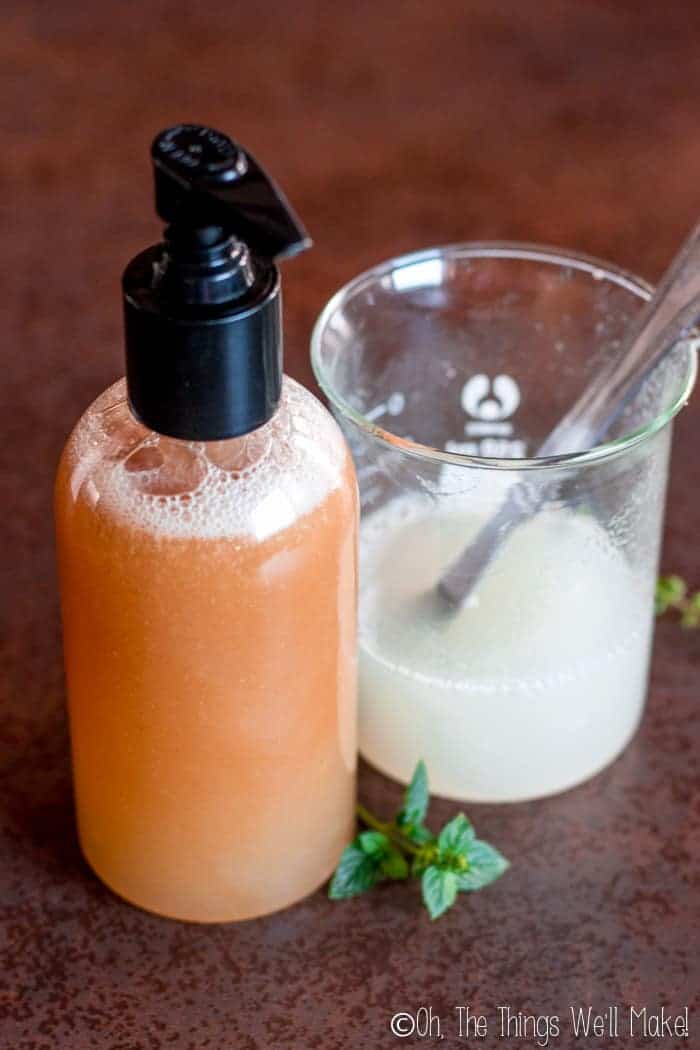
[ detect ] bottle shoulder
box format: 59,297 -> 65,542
57,376 -> 355,541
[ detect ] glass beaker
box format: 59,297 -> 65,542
311,243 -> 697,803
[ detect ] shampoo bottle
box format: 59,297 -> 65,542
55,124 -> 358,922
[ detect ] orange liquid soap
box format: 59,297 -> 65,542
56,378 -> 357,921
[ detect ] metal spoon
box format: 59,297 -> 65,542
437,221 -> 700,609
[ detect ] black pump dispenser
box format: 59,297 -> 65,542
122,124 -> 310,441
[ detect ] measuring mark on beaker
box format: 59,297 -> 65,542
365,391 -> 406,422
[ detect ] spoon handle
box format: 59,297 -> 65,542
539,221 -> 700,456
437,222 -> 700,609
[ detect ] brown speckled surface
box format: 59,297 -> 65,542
2,2 -> 700,1047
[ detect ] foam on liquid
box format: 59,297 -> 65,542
359,494 -> 654,801
65,377 -> 347,541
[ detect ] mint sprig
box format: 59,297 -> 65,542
656,575 -> 700,628
328,761 -> 509,919
329,574 -> 693,915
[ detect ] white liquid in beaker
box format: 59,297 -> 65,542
358,495 -> 654,802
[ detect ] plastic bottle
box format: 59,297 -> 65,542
55,124 -> 358,922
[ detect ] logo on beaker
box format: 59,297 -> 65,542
461,374 -> 520,421
446,374 -> 526,457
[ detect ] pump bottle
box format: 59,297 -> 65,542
54,124 -> 358,922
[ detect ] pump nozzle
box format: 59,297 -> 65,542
151,124 -> 310,262
122,123 -> 310,442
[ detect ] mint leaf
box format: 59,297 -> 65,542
399,760 -> 429,826
655,574 -> 700,628
457,839 -> 510,892
403,823 -> 434,845
681,591 -> 700,629
328,842 -> 382,899
357,831 -> 408,878
329,762 -> 510,917
380,845 -> 410,881
397,761 -> 432,844
421,865 -> 458,919
358,830 -> 390,856
437,813 -> 475,857
656,574 -> 686,614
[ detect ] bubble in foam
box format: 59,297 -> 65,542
67,377 -> 348,540
205,427 -> 274,475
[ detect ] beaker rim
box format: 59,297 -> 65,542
310,241 -> 698,472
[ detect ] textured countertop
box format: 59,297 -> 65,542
2,2 -> 699,1048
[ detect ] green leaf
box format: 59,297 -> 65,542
437,813 -> 475,857
656,574 -> 686,614
681,591 -> 700,629
396,821 -> 434,849
399,760 -> 429,826
457,839 -> 510,892
328,842 -> 382,899
421,865 -> 458,919
380,845 -> 410,881
330,763 -> 511,915
358,830 -> 390,856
